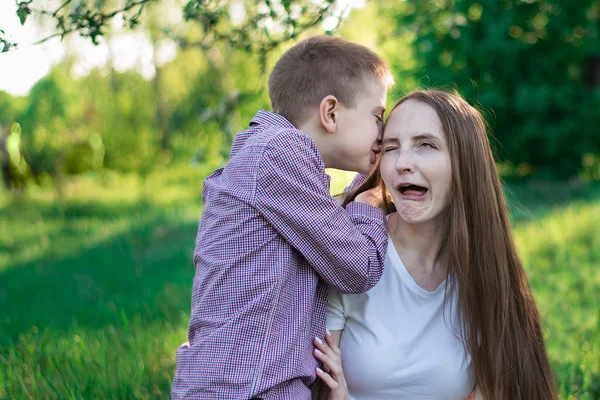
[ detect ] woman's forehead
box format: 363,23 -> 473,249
384,100 -> 443,137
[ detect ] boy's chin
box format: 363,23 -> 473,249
355,163 -> 372,175
333,158 -> 371,174
363,157 -> 380,174
357,168 -> 369,175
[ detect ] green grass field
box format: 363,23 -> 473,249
0,165 -> 599,399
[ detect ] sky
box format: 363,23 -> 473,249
0,1 -> 66,96
0,0 -> 365,97
0,0 -> 180,96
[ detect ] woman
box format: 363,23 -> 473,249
313,90 -> 557,400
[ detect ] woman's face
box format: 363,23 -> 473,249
380,99 -> 452,225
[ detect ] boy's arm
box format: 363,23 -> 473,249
254,131 -> 387,294
344,172 -> 368,192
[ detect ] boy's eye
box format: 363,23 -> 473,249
383,146 -> 398,153
376,115 -> 384,123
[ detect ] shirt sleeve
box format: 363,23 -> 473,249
254,129 -> 388,294
326,286 -> 346,331
344,172 -> 369,192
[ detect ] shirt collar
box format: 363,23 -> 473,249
250,109 -> 331,188
250,110 -> 296,130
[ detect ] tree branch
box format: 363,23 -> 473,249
3,0 -> 342,56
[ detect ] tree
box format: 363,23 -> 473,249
1,0 -> 351,162
1,0 -> 346,62
384,0 -> 600,179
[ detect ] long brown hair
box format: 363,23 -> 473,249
344,90 -> 557,399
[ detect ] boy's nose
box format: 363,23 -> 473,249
372,140 -> 382,154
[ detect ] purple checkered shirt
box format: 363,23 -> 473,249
172,110 -> 388,399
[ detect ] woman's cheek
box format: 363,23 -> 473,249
380,158 -> 396,186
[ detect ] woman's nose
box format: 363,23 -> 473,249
395,149 -> 415,173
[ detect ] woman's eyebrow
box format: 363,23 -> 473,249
412,133 -> 439,141
381,138 -> 399,145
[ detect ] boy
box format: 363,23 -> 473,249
172,35 -> 394,399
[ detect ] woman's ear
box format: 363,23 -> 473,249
319,95 -> 339,134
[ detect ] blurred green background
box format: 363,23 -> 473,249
0,0 -> 599,398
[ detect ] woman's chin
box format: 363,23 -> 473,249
397,205 -> 427,222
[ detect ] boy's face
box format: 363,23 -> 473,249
334,78 -> 388,174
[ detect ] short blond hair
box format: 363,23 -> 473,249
268,36 -> 394,126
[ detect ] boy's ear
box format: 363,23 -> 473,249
319,95 -> 339,134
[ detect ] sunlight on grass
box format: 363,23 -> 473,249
0,319 -> 188,399
327,168 -> 357,194
513,201 -> 600,398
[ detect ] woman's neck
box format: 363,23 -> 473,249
388,212 -> 448,277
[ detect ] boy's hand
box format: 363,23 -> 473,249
354,187 -> 385,210
314,331 -> 348,400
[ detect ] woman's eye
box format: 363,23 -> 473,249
376,115 -> 384,123
420,142 -> 436,149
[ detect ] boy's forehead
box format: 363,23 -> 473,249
358,78 -> 387,106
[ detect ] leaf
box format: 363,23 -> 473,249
183,0 -> 199,20
16,4 -> 32,26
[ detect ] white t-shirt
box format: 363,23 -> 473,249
326,235 -> 475,400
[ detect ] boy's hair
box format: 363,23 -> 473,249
268,35 -> 394,127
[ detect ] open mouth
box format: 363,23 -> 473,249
398,184 -> 428,197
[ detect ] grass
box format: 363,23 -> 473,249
0,165 -> 599,399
